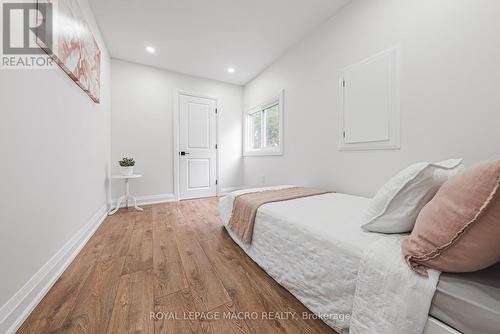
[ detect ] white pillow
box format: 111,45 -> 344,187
361,159 -> 464,233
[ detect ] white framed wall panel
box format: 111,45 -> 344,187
339,46 -> 400,151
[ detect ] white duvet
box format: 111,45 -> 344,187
219,186 -> 439,334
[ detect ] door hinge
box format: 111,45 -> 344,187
343,131 -> 346,138
215,180 -> 218,185
215,108 -> 218,114
215,144 -> 218,149
342,80 -> 346,88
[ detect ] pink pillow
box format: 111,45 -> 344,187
402,159 -> 500,276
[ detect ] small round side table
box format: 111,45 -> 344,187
108,174 -> 143,215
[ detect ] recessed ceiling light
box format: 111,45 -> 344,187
227,67 -> 235,73
146,46 -> 155,53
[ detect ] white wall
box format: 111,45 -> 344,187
243,0 -> 500,196
0,0 -> 111,331
111,59 -> 243,200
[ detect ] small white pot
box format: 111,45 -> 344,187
121,166 -> 134,176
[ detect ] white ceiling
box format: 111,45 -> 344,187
88,0 -> 349,85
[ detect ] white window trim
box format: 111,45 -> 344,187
243,89 -> 284,157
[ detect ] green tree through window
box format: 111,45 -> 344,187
245,91 -> 283,155
264,104 -> 279,147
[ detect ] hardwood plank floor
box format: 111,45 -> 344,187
17,198 -> 338,334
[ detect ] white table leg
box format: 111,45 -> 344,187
108,195 -> 125,215
108,176 -> 143,215
125,179 -> 130,208
130,194 -> 144,212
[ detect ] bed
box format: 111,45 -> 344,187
220,186 -> 379,332
219,186 -> 499,334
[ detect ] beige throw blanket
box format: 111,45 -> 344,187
227,187 -> 331,243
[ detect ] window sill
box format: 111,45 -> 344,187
243,149 -> 283,157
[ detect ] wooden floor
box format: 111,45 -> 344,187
18,197 -> 337,334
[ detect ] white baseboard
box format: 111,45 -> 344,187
112,193 -> 176,208
220,186 -> 245,195
0,205 -> 108,334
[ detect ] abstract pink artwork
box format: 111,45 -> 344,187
38,0 -> 101,103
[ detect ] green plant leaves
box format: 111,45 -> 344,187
119,157 -> 135,167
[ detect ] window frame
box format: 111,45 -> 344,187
243,89 -> 284,156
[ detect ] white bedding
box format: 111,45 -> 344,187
219,186 -> 439,334
350,236 -> 440,334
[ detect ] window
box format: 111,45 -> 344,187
244,90 -> 283,156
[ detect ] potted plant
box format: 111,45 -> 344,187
119,157 -> 135,176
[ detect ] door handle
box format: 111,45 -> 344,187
179,151 -> 190,156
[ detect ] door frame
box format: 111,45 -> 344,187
173,90 -> 220,200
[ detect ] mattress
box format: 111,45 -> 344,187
219,188 -> 381,332
430,262 -> 500,334
221,187 -> 500,334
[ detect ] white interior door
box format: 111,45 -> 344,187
179,94 -> 217,199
